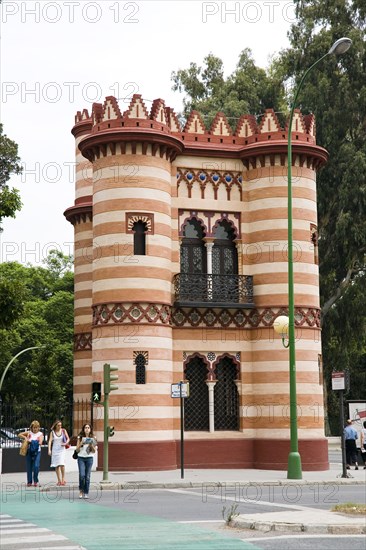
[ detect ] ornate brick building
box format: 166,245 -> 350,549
64,94 -> 328,471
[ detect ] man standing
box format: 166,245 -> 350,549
344,419 -> 359,470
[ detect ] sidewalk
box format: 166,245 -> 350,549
1,461 -> 365,488
1,463 -> 365,535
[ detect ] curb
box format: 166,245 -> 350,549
232,517 -> 366,535
36,478 -> 366,491
117,479 -> 366,489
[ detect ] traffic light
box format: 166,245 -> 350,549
108,426 -> 115,437
92,382 -> 102,403
103,363 -> 118,395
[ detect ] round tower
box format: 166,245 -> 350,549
239,109 -> 328,469
64,109 -> 93,402
76,95 -> 183,469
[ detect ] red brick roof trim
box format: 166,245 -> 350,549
124,94 -> 150,119
183,110 -> 206,134
209,112 -> 233,136
101,96 -> 122,122
258,109 -> 282,133
235,114 -> 257,137
150,98 -> 168,125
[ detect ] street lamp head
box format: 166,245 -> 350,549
328,37 -> 352,55
273,315 -> 290,338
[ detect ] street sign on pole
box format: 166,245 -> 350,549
171,381 -> 189,479
171,382 -> 189,398
332,371 -> 345,391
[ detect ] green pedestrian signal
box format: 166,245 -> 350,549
103,363 -> 118,395
92,382 -> 102,402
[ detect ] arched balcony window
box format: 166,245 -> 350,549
180,218 -> 207,274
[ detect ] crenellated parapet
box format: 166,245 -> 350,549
72,94 -> 326,168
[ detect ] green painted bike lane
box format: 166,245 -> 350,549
1,487 -> 259,550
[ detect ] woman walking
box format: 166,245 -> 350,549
18,420 -> 44,487
75,423 -> 97,499
48,419 -> 70,485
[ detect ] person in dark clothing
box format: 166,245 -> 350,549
344,419 -> 359,470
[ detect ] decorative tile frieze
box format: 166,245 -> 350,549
91,303 -> 320,329
177,168 -> 243,201
172,306 -> 321,329
93,303 -> 171,326
74,332 -> 92,351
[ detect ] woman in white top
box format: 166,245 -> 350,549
18,420 -> 44,487
361,420 -> 366,469
48,419 -> 70,486
75,423 -> 97,499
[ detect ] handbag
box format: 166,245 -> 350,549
62,429 -> 70,448
19,438 -> 29,456
72,450 -> 79,459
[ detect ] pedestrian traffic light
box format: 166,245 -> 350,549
103,363 -> 118,394
92,382 -> 102,402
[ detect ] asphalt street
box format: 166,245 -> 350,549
1,482 -> 365,550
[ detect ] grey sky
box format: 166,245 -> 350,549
0,0 -> 293,264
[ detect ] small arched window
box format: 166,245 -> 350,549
135,353 -> 146,384
133,220 -> 147,255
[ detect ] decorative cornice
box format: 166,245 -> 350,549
240,142 -> 328,170
78,129 -> 184,163
64,202 -> 93,226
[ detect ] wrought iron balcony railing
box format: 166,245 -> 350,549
173,273 -> 254,308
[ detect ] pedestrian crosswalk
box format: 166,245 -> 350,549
0,515 -> 86,549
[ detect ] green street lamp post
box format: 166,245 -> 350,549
0,346 -> 42,393
274,37 -> 352,479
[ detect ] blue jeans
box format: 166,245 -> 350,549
78,456 -> 93,495
26,451 -> 41,484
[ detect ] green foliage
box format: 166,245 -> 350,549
278,0 -> 366,433
0,251 -> 74,404
0,276 -> 26,328
172,3 -> 366,433
172,50 -> 286,126
222,503 -> 240,524
0,123 -> 23,229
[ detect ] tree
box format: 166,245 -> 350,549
277,0 -> 366,433
171,10 -> 366,433
0,252 -> 74,405
172,50 -> 286,125
0,123 -> 23,229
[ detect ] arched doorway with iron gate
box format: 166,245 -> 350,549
212,354 -> 240,430
183,353 -> 209,431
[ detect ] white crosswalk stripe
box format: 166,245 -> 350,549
0,514 -> 86,549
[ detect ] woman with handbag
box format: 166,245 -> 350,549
48,419 -> 70,486
75,423 -> 97,499
18,420 -> 44,487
